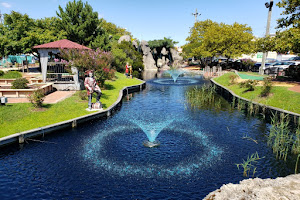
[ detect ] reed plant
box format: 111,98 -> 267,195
267,113 -> 300,173
236,152 -> 263,177
185,85 -> 226,111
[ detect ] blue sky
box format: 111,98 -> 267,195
0,0 -> 285,46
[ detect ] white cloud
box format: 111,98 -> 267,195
1,2 -> 12,8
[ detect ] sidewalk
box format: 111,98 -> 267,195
7,91 -> 76,104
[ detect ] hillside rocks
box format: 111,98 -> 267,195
140,40 -> 157,70
204,174 -> 300,200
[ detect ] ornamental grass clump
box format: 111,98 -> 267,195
267,113 -> 300,173
239,80 -> 258,92
260,77 -> 273,97
28,89 -> 45,108
11,78 -> 29,89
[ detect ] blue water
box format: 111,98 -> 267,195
0,76 -> 295,199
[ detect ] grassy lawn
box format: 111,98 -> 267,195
214,72 -> 300,114
0,72 -> 143,138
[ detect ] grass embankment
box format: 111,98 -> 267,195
0,72 -> 143,138
214,72 -> 300,114
0,71 -> 22,79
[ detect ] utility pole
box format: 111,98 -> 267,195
260,0 -> 273,75
192,8 -> 201,23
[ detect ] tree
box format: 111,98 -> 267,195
277,0 -> 300,28
56,0 -> 99,46
184,20 -> 254,66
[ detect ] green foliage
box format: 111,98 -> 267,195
277,0 -> 300,28
28,89 -> 45,108
236,152 -> 263,177
111,41 -> 144,75
260,77 -> 273,97
148,37 -> 178,49
60,48 -> 114,87
184,20 -> 254,61
239,80 -> 258,91
132,71 -> 140,78
0,70 -> 4,76
56,0 -> 99,46
11,78 -> 29,89
0,71 -> 22,79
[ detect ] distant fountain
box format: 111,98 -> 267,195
165,68 -> 184,83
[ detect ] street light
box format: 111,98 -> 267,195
260,0 -> 274,75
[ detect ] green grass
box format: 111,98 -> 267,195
0,72 -> 143,138
0,71 -> 22,79
214,72 -> 300,114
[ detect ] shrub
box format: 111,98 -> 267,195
0,70 -> 4,76
285,64 -> 300,81
28,89 -> 45,108
260,77 -> 273,97
11,78 -> 29,89
132,71 -> 140,78
229,74 -> 238,85
78,90 -> 88,100
239,80 -> 258,91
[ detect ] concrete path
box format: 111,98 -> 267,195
7,91 -> 76,104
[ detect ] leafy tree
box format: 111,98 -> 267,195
275,28 -> 300,53
111,41 -> 144,74
277,0 -> 300,28
184,20 -> 254,66
56,0 -> 99,46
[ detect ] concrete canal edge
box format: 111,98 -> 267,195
210,79 -> 300,121
0,81 -> 146,147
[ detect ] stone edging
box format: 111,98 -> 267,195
0,81 -> 146,147
210,78 -> 300,120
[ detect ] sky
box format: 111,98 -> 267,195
0,0 -> 286,46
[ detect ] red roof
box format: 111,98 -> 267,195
33,39 -> 91,50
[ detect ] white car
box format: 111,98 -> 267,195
264,61 -> 295,75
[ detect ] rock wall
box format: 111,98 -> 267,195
204,174 -> 300,200
140,40 -> 157,70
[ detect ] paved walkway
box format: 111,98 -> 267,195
288,85 -> 300,93
7,91 -> 76,104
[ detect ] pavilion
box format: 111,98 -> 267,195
33,39 -> 91,90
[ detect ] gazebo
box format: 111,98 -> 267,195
33,39 -> 91,90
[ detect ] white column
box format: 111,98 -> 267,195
38,49 -> 49,83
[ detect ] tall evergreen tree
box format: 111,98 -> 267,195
56,0 -> 99,46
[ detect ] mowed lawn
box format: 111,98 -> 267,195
0,73 -> 143,138
213,72 -> 300,114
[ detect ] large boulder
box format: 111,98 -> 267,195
204,174 -> 300,200
140,40 -> 157,70
170,48 -> 183,61
118,35 -> 131,43
161,47 -> 168,56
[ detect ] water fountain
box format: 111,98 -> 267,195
165,69 -> 184,83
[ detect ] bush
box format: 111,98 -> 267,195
28,89 -> 45,108
260,77 -> 273,97
285,65 -> 300,81
229,74 -> 238,85
132,71 -> 140,78
11,78 -> 29,89
239,80 -> 258,91
78,90 -> 88,100
0,70 -> 4,76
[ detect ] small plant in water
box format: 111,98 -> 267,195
236,152 -> 263,177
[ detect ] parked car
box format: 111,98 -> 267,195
252,62 -> 272,72
264,61 -> 295,75
284,56 -> 300,65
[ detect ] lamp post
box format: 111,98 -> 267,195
260,0 -> 274,75
192,9 -> 201,23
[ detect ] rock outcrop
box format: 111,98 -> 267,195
118,35 -> 131,43
204,174 -> 300,200
140,40 -> 157,70
170,48 -> 183,62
